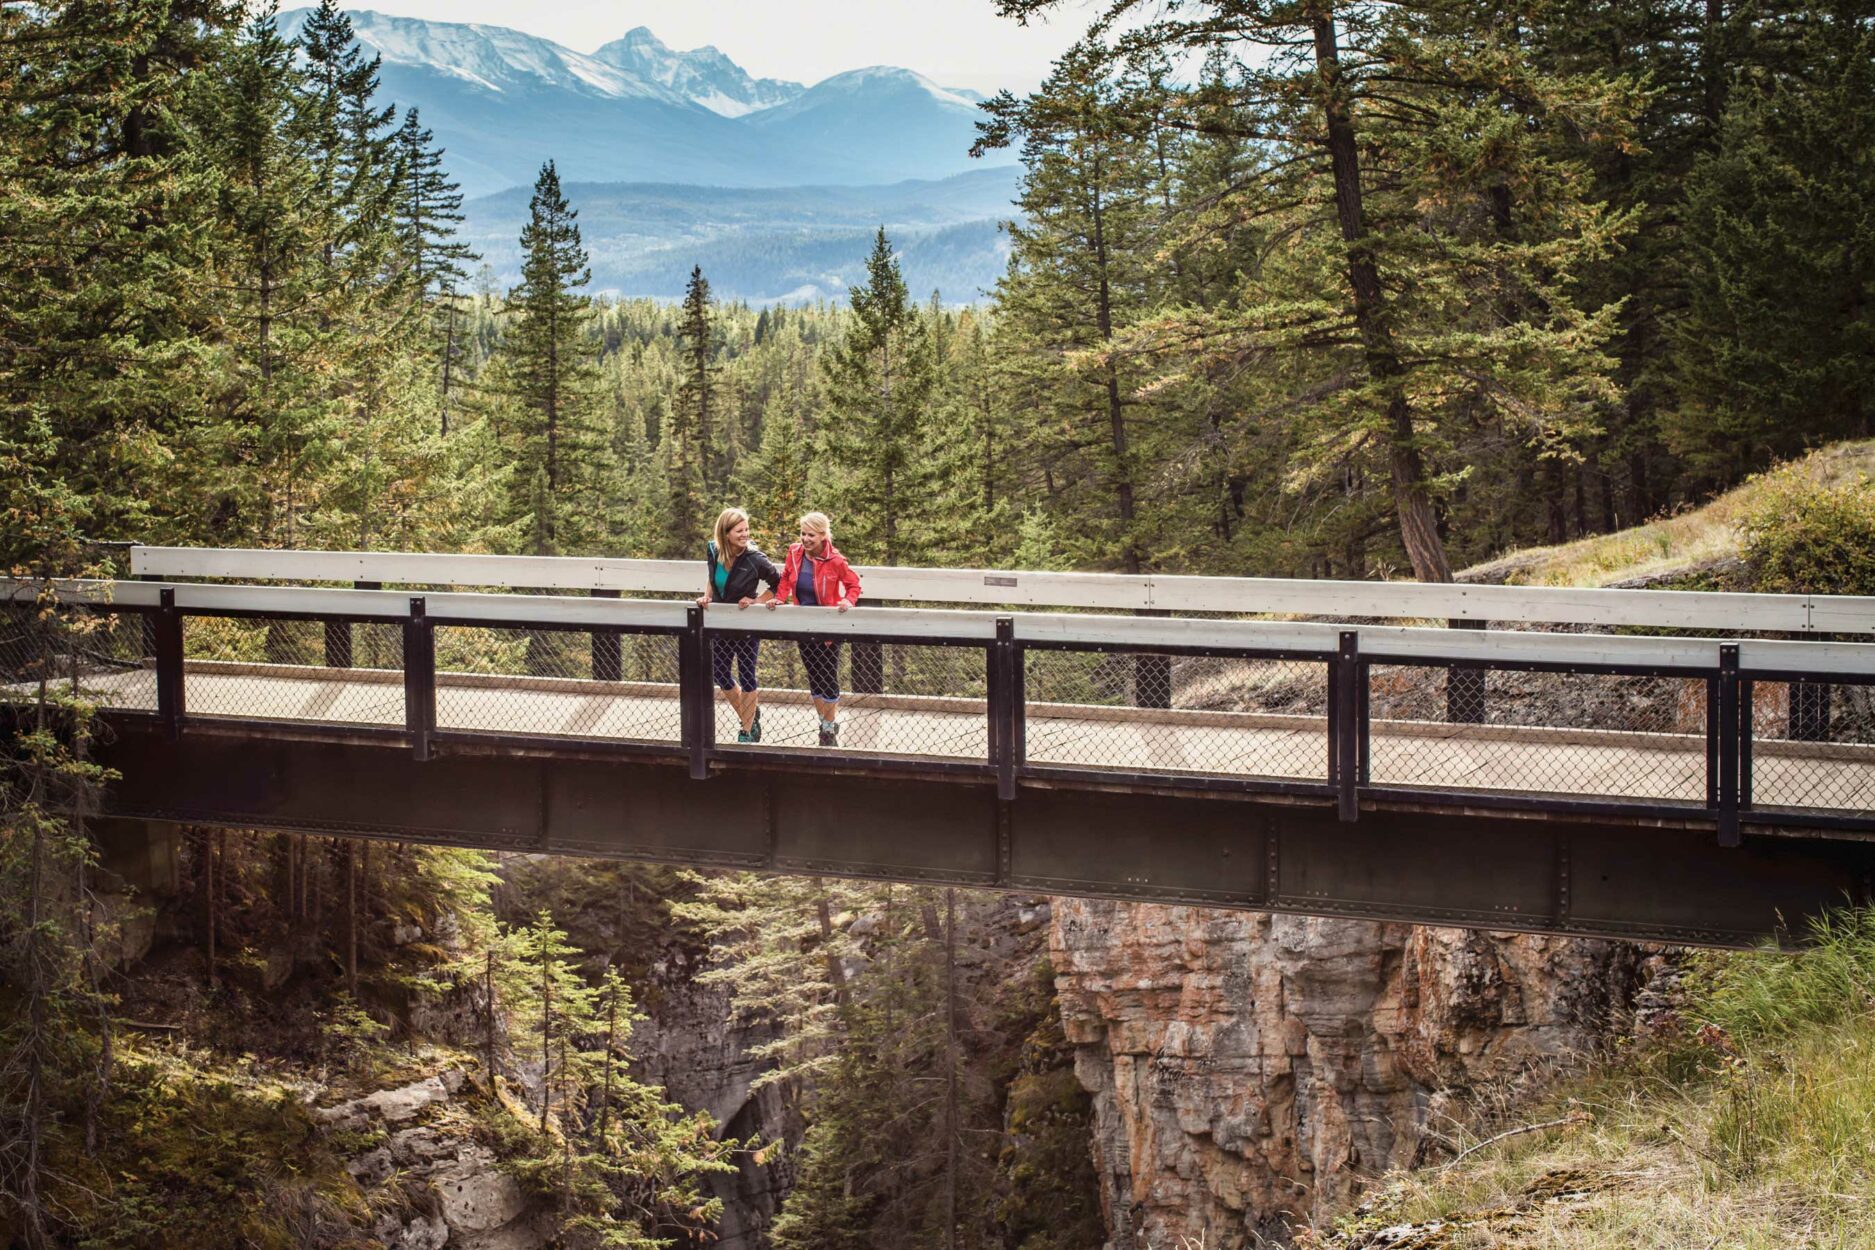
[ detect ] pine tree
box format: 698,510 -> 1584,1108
1663,3 -> 1875,485
818,228 -> 938,566
987,3 -> 1631,580
498,161 -> 614,555
664,266 -> 716,553
196,9 -> 340,548
390,107 -> 480,434
977,47 -> 1160,574
296,0 -> 396,298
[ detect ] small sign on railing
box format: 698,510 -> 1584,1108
984,575 -> 1018,588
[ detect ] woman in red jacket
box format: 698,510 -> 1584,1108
767,511 -> 862,745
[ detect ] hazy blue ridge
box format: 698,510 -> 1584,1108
461,167 -> 1023,303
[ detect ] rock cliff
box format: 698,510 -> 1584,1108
1049,902 -> 1648,1247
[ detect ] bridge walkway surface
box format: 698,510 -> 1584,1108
5,546 -> 1875,948
65,662 -> 1875,809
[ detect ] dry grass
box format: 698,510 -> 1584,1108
1460,440 -> 1875,588
1306,909 -> 1875,1250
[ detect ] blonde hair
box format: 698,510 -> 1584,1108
713,507 -> 751,560
799,511 -> 832,542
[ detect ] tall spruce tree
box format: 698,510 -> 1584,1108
665,266 -> 717,553
977,47 -> 1160,574
296,0 -> 396,297
818,228 -> 938,566
198,9 -> 341,548
499,160 -> 613,556
391,107 -> 479,433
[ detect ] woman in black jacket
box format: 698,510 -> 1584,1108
696,507 -> 781,742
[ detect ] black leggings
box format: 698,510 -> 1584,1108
797,639 -> 842,703
712,636 -> 760,692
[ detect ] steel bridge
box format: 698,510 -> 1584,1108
5,547 -> 1874,948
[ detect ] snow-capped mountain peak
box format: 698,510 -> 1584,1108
279,8 -> 701,106
591,25 -> 802,118
265,8 -> 1015,198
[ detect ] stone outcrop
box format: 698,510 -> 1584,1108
316,1066 -> 553,1250
1050,903 -> 1648,1247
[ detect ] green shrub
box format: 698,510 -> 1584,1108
1739,469 -> 1875,595
1694,905 -> 1875,1046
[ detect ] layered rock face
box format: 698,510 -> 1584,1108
1050,902 -> 1648,1247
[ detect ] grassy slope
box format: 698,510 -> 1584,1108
1460,440 -> 1875,587
1303,912 -> 1875,1250
1304,447 -> 1875,1250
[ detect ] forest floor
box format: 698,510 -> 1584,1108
1461,439 -> 1875,588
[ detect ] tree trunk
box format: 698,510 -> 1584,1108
484,948 -> 499,1091
1090,183 -> 1141,576
816,892 -> 847,1009
943,888 -> 959,1250
540,931 -> 553,1134
597,987 -> 617,1143
343,839 -> 357,995
1310,5 -> 1453,583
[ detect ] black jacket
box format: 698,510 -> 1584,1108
705,542 -> 782,604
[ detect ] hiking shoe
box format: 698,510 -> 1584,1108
750,711 -> 762,744
818,721 -> 839,748
736,727 -> 751,744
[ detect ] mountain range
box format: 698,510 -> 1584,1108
460,167 -> 1020,303
278,9 -> 1011,197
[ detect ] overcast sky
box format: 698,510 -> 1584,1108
338,0 -> 1101,94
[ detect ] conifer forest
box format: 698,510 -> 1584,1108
2,0 -> 1874,1247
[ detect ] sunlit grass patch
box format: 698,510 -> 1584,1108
1306,904 -> 1875,1250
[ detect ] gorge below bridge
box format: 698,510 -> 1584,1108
7,547 -> 1875,949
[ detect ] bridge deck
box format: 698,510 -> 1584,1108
60,662 -> 1875,812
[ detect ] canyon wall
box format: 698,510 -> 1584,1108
1050,901 -> 1651,1247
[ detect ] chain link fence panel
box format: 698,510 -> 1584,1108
1023,649 -> 1330,780
433,626 -> 684,743
1748,680 -> 1875,813
1365,663 -> 1709,802
182,614 -> 404,727
1,605 -> 158,712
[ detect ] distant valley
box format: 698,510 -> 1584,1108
460,167 -> 1019,302
278,8 -> 1022,302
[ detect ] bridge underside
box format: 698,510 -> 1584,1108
94,722 -> 1873,948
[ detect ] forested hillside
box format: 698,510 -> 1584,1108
4,0 -> 1873,1246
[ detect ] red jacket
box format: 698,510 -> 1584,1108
775,540 -> 863,609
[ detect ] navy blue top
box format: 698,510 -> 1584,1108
795,557 -> 819,606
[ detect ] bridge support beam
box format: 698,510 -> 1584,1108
88,722 -> 1874,948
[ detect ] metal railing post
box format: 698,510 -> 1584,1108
154,588 -> 184,741
591,588 -> 622,681
1335,630 -> 1361,822
403,596 -> 435,761
990,617 -> 1019,801
138,572 -> 161,659
1717,643 -> 1741,847
681,605 -> 710,779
